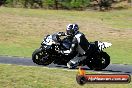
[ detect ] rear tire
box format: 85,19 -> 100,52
87,52 -> 110,70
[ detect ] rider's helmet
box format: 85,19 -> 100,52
66,24 -> 79,36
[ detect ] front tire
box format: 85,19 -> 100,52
32,48 -> 53,65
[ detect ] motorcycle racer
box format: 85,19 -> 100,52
61,24 -> 90,69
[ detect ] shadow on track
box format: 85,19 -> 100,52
48,63 -> 132,74
0,56 -> 132,74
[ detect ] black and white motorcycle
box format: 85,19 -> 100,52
32,32 -> 112,70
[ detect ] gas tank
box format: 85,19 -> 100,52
62,36 -> 73,50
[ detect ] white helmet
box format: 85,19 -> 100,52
66,24 -> 79,35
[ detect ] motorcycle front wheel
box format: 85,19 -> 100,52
32,48 -> 53,65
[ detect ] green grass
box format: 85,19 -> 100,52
0,7 -> 132,64
0,64 -> 132,88
0,7 -> 132,88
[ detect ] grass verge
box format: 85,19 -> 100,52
0,64 -> 132,88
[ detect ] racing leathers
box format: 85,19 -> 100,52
62,31 -> 90,68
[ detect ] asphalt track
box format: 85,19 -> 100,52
0,56 -> 132,74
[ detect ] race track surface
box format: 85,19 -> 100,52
0,56 -> 132,74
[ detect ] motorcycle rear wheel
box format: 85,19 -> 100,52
87,52 -> 110,70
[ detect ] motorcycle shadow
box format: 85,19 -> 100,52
47,64 -> 132,74
82,65 -> 132,74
